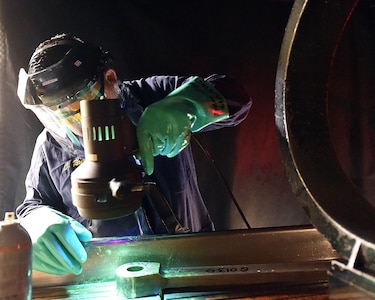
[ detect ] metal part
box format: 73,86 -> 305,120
275,0 -> 375,275
0,212 -> 32,299
329,260 -> 375,298
115,260 -> 330,299
32,226 -> 338,298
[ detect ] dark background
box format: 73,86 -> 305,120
1,1 -> 373,231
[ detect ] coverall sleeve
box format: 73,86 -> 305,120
124,74 -> 252,131
16,131 -> 67,218
203,74 -> 252,131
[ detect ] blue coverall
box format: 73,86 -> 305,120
16,74 -> 251,237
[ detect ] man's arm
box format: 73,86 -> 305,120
16,131 -> 64,218
125,74 -> 251,128
131,74 -> 251,174
16,131 -> 92,275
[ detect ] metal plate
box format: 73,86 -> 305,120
32,226 -> 338,298
275,0 -> 375,272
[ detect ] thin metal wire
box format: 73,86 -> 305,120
192,134 -> 251,229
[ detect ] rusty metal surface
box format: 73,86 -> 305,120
275,0 -> 375,274
32,225 -> 338,298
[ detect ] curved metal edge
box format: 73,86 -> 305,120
275,0 -> 375,272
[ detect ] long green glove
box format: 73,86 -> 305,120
20,206 -> 92,275
137,76 -> 229,175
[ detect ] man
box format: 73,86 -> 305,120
16,34 -> 251,275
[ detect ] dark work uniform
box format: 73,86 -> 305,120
16,74 -> 251,237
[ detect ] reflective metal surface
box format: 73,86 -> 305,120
275,0 -> 375,273
115,260 -> 330,299
32,226 -> 338,298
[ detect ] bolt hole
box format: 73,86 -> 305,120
127,266 -> 144,272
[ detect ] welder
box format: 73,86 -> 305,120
16,33 -> 252,276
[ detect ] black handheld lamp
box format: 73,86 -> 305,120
71,99 -> 145,219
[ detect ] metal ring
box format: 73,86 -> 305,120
275,0 -> 375,272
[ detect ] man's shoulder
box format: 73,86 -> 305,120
36,129 -> 61,145
36,129 -> 82,156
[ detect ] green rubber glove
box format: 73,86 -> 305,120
20,206 -> 92,275
137,76 -> 229,175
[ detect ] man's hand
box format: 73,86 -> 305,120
20,206 -> 92,275
137,98 -> 194,175
136,76 -> 229,175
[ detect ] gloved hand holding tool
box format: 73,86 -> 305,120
20,206 -> 92,275
137,76 -> 229,175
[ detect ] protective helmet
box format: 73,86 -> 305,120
17,34 -> 112,147
19,33 -> 112,107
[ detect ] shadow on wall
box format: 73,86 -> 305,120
0,25 -> 43,218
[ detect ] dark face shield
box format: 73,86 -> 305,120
17,44 -> 105,138
18,68 -> 103,137
18,44 -> 103,108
